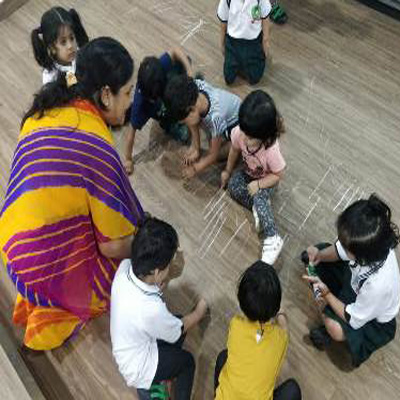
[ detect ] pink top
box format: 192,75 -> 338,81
231,126 -> 286,179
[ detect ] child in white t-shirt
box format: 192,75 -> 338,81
31,7 -> 88,85
110,218 -> 207,399
302,194 -> 400,366
221,90 -> 286,265
217,0 -> 271,85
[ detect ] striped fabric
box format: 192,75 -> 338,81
0,100 -> 144,350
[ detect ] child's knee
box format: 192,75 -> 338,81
284,379 -> 302,399
247,67 -> 264,85
186,352 -> 196,371
224,69 -> 237,85
324,318 -> 345,342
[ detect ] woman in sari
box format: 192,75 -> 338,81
0,37 -> 144,350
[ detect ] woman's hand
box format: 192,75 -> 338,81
247,180 -> 259,196
220,170 -> 231,189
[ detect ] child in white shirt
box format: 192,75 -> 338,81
110,217 -> 207,399
31,7 -> 88,85
302,194 -> 400,366
217,0 -> 272,85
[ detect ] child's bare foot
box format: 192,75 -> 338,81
183,146 -> 200,165
124,159 -> 134,175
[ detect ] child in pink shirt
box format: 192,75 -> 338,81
221,90 -> 286,264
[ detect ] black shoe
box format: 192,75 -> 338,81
309,326 -> 332,350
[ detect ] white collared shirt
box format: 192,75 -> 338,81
217,0 -> 271,40
42,60 -> 76,85
110,259 -> 183,389
335,240 -> 400,329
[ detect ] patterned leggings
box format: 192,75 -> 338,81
227,169 -> 277,237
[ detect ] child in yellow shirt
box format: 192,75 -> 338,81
214,261 -> 301,400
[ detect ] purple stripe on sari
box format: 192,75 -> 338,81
3,215 -> 90,253
10,240 -> 97,281
7,157 -> 130,210
94,268 -> 112,298
14,127 -> 113,163
2,174 -> 135,224
12,137 -> 121,180
7,219 -> 92,261
92,281 -> 106,303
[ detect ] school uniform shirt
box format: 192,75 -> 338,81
42,60 -> 76,85
216,315 -> 288,400
129,52 -> 173,130
195,79 -> 241,141
217,0 -> 272,40
231,127 -> 286,179
110,259 -> 183,389
335,240 -> 400,330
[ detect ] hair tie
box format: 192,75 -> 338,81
66,71 -> 78,88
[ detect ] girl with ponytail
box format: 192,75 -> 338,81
31,6 -> 88,84
302,194 -> 400,366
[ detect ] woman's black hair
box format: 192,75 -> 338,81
239,90 -> 284,148
131,217 -> 179,277
31,7 -> 89,71
137,57 -> 167,100
163,75 -> 199,121
238,261 -> 281,323
22,37 -> 133,126
337,194 -> 400,265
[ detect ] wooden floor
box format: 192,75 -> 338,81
1,0 -> 400,399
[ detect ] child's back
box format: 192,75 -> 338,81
216,315 -> 287,399
111,259 -> 182,388
214,261 -> 301,400
195,79 -> 241,140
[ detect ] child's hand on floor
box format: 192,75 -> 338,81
182,165 -> 197,179
194,298 -> 208,320
263,38 -> 270,56
247,180 -> 259,196
124,158 -> 134,175
220,170 -> 231,188
183,146 -> 200,165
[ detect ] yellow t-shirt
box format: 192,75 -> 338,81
215,315 -> 288,400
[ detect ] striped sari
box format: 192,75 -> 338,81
0,100 -> 144,350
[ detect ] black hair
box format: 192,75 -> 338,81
163,75 -> 199,121
337,194 -> 400,265
131,217 -> 179,277
137,57 -> 167,100
31,7 -> 89,71
239,90 -> 284,148
22,37 -> 133,126
238,261 -> 281,323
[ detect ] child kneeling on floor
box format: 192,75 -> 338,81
164,75 -> 241,178
214,261 -> 301,400
302,194 -> 400,367
221,90 -> 285,264
110,217 -> 208,400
